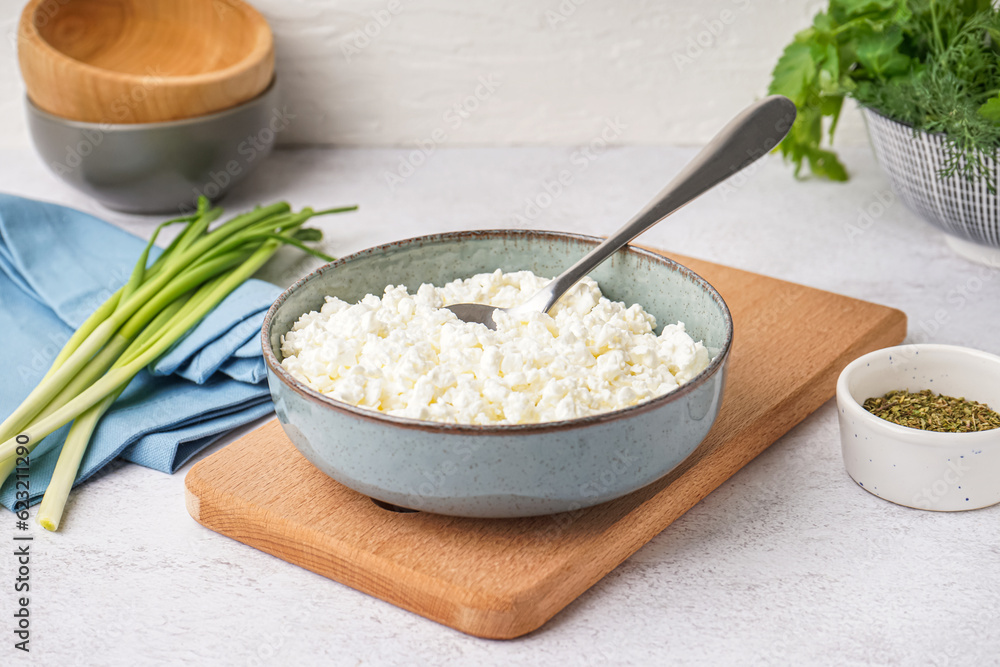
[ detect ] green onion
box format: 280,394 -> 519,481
36,292 -> 193,532
0,198 -> 356,530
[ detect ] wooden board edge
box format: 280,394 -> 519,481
185,457 -> 541,639
183,298 -> 910,640
496,304 -> 909,637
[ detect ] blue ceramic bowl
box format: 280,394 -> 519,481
262,230 -> 732,517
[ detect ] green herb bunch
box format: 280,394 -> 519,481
0,198 -> 356,531
768,0 -> 1000,185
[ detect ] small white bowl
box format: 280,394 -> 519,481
836,344 -> 1000,511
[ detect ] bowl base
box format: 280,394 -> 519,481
848,471 -> 1000,512
944,234 -> 1000,268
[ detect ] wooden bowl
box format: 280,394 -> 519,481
18,0 -> 274,124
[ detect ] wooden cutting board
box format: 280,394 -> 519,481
185,251 -> 906,640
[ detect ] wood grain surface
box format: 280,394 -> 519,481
18,0 -> 274,123
185,252 -> 907,639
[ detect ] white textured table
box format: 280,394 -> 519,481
3,145 -> 998,666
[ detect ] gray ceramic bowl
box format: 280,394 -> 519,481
25,79 -> 279,214
262,230 -> 733,518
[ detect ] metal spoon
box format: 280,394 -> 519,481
446,95 -> 796,330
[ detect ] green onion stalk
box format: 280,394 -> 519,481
0,198 -> 356,530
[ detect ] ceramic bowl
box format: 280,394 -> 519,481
262,230 -> 733,518
863,107 -> 1000,267
837,344 -> 1000,511
25,79 -> 279,214
18,0 -> 274,124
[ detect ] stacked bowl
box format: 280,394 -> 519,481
19,0 -> 278,213
863,107 -> 1000,266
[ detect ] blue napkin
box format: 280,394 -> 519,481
0,194 -> 281,510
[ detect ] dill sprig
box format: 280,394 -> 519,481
768,0 -> 1000,188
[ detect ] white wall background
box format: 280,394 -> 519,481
0,0 -> 868,148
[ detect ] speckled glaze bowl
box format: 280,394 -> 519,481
837,344 -> 1000,511
262,230 -> 732,517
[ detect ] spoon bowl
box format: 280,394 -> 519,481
446,95 -> 795,329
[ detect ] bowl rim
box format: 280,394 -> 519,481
859,105 -> 933,136
20,0 -> 273,88
860,105 -> 968,150
24,76 -> 278,130
836,343 -> 1000,445
262,229 -> 734,434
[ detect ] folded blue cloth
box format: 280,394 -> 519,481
0,194 -> 281,510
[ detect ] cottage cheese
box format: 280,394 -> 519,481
280,270 -> 710,425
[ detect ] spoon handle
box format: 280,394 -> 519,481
519,95 -> 796,315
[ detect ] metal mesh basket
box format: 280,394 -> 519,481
862,106 -> 1000,248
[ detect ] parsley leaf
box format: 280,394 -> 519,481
768,0 -> 1000,188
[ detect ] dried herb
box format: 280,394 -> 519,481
863,389 -> 1000,433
